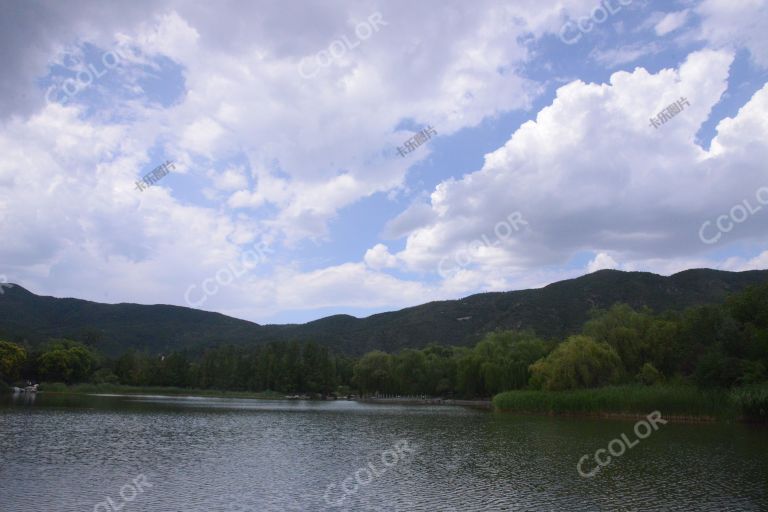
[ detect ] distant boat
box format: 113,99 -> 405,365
9,385 -> 37,393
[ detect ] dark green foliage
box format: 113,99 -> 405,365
349,330 -> 549,398
636,362 -> 663,385
0,340 -> 26,384
37,340 -> 96,384
694,351 -> 745,388
352,350 -> 393,394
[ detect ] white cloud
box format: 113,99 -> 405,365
587,252 -> 618,273
722,250 -> 768,272
364,243 -> 398,270
379,50 -> 768,294
655,9 -> 690,36
696,0 -> 768,67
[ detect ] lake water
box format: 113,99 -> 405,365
1,393 -> 766,511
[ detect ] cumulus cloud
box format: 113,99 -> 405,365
377,49 -> 768,293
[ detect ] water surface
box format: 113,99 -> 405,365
1,393 -> 766,511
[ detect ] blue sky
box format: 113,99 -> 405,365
1,0 -> 767,323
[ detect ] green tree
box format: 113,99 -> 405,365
456,347 -> 485,397
158,352 -> 191,387
475,330 -> 550,394
0,340 -> 27,384
37,341 -> 96,384
693,349 -> 744,388
422,345 -> 457,396
353,351 -> 392,395
636,362 -> 663,385
584,304 -> 652,375
529,335 -> 622,391
115,350 -> 141,385
392,349 -> 427,395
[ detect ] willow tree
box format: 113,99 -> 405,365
529,335 -> 622,391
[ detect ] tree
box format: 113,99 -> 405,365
529,335 -> 622,391
726,284 -> 768,368
693,350 -> 745,388
0,340 -> 26,384
392,349 -> 427,395
115,350 -> 141,385
422,345 -> 457,396
584,304 -> 652,375
456,348 -> 484,397
636,362 -> 663,385
476,330 -> 550,394
353,351 -> 392,395
158,352 -> 191,387
37,341 -> 96,384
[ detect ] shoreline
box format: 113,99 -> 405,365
491,385 -> 768,424
359,397 -> 493,409
494,409 -> 720,423
11,384 -> 287,401
8,384 -> 765,424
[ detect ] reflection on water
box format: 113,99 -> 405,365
9,391 -> 37,405
0,393 -> 766,511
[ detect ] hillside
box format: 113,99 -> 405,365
1,268 -> 766,356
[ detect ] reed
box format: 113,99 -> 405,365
731,383 -> 768,422
492,385 -> 734,419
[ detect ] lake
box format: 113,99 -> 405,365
1,393 -> 766,511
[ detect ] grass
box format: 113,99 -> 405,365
731,383 -> 768,422
38,382 -> 286,400
492,385 -> 736,420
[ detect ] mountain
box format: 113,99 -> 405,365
1,268 -> 766,356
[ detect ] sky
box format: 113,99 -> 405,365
0,0 -> 767,324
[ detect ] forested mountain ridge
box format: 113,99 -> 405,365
1,268 -> 766,356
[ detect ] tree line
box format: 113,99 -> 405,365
2,284 -> 766,396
